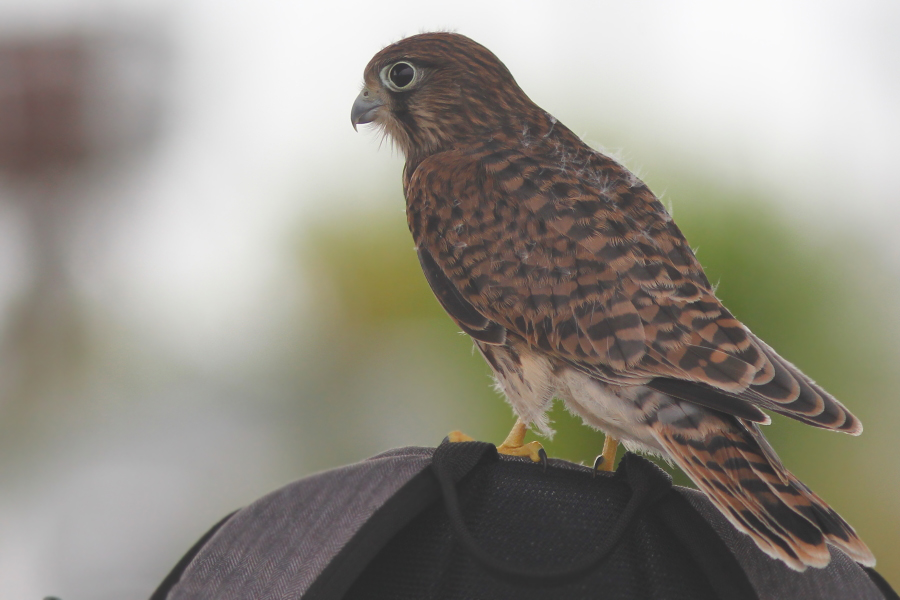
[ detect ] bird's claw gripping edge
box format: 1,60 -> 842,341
591,434 -> 619,477
447,420 -> 547,470
446,430 -> 476,443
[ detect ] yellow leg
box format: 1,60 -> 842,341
447,419 -> 546,463
593,434 -> 619,472
496,420 -> 545,463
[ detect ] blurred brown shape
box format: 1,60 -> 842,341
0,37 -> 90,175
0,26 -> 168,415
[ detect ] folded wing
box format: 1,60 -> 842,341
406,144 -> 861,434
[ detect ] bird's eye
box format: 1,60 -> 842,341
390,63 -> 415,87
383,62 -> 417,91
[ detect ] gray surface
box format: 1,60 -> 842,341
167,447 -> 434,600
683,489 -> 885,600
164,447 -> 886,599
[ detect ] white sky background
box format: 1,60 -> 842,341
0,0 -> 898,598
109,0 -> 900,362
0,0 -> 897,365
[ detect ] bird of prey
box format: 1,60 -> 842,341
351,32 -> 874,571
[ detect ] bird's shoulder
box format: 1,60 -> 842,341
405,134 -> 750,378
405,132 -> 712,302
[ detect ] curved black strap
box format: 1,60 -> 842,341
305,442 -> 497,600
864,568 -> 900,600
431,442 -> 673,584
655,488 -> 758,599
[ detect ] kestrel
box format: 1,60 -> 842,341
351,32 -> 874,571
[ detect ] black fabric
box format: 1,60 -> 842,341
341,441 -> 757,600
867,568 -> 900,600
654,488 -> 757,598
302,442 -> 498,600
151,443 -> 896,600
432,446 -> 675,583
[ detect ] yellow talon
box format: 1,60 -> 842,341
593,434 -> 619,472
498,440 -> 546,462
447,420 -> 546,464
496,420 -> 545,463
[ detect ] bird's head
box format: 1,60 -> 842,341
351,32 -> 545,163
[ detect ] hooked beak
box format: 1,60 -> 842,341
351,89 -> 383,131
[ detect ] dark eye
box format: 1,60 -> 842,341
388,62 -> 416,89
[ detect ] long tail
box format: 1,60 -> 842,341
651,410 -> 875,571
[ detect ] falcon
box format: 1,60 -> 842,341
350,32 -> 874,571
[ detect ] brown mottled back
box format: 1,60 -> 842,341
352,31 -> 873,570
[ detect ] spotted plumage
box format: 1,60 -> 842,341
351,32 -> 874,570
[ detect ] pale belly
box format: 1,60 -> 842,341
555,368 -> 668,456
478,341 -> 676,457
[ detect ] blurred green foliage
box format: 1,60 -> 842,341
297,173 -> 900,584
303,213 -> 445,324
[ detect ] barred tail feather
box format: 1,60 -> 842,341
652,413 -> 875,570
744,334 -> 863,434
